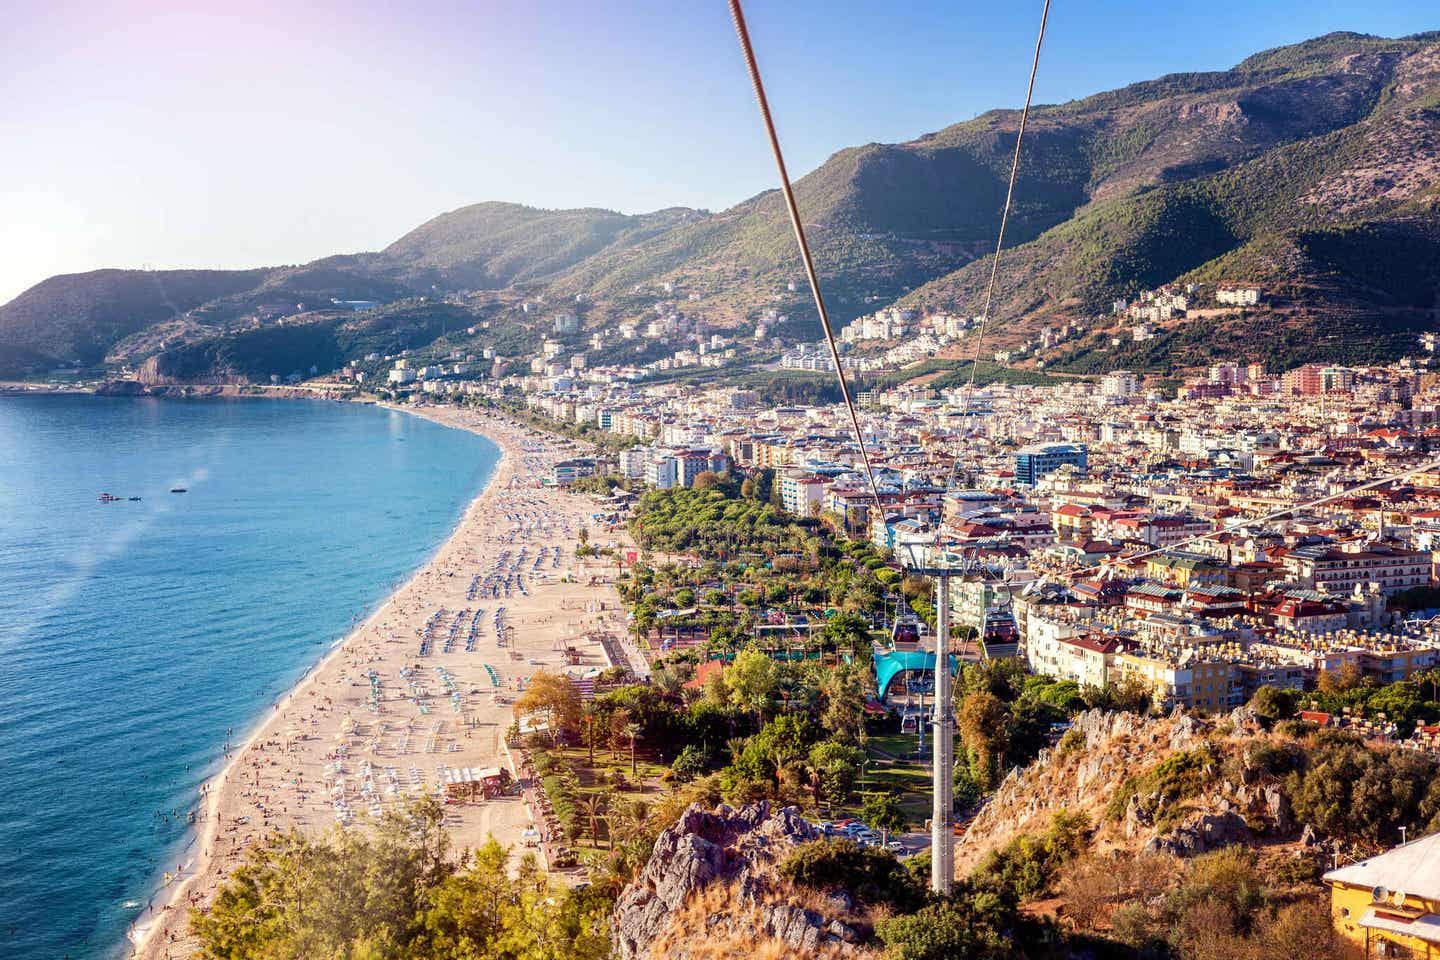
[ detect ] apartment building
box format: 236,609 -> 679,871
1282,544 -> 1432,596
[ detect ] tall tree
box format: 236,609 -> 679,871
956,690 -> 1011,791
725,647 -> 778,725
625,721 -> 643,779
578,794 -> 607,847
514,670 -> 581,742
862,791 -> 908,844
609,707 -> 633,761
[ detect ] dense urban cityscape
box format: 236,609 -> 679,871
348,300 -> 1440,724
7,13 -> 1440,960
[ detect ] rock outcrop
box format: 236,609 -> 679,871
612,800 -> 865,960
1146,810 -> 1252,856
958,708 -> 1313,879
957,709 -> 1202,873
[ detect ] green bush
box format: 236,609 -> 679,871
874,897 -> 1017,960
670,744 -> 708,783
1160,847 -> 1267,933
1250,685 -> 1299,724
1245,739 -> 1303,776
1287,739 -> 1440,841
778,838 -> 923,911
969,810 -> 1090,905
1274,718 -> 1319,740
1106,747 -> 1217,831
1055,728 -> 1086,759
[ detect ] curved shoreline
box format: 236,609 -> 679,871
129,404 -> 626,959
129,404 -> 511,957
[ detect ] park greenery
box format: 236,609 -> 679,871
621,475 -> 900,650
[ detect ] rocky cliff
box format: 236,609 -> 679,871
957,707 -> 1313,878
612,801 -> 870,960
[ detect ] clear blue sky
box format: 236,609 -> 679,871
1,0 -> 1435,303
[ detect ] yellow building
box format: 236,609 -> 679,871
1324,832 -> 1440,957
1142,551 -> 1226,588
1116,651 -> 1236,712
1186,658 -> 1235,712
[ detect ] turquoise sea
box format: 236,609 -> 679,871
0,395 -> 499,959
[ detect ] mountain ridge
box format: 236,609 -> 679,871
4,29 -> 1440,379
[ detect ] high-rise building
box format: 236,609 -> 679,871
1100,371 -> 1139,397
1014,443 -> 1088,486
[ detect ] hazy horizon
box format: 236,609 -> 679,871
2,0 -> 1436,304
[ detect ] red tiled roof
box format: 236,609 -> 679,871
1065,634 -> 1121,655
683,659 -> 726,690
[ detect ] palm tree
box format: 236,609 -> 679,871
1419,667 -> 1440,703
614,798 -> 651,848
583,705 -> 598,766
609,708 -> 632,762
625,722 -> 642,779
578,794 -> 607,847
769,743 -> 799,795
790,753 -> 821,806
652,667 -> 683,698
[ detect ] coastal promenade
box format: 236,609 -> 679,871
132,405 -> 631,959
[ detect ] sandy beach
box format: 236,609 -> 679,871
131,404 -> 638,959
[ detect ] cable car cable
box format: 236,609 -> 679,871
727,0 -> 882,509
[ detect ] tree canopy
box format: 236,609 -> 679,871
191,800 -> 610,960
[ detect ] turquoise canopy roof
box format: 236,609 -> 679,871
873,649 -> 960,699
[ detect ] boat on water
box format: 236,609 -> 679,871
98,493 -> 122,502
128,496 -> 142,501
170,487 -> 187,493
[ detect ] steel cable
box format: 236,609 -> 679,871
727,0 -> 883,509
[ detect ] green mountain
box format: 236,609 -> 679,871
897,32 -> 1440,344
4,30 -> 1440,379
0,268 -> 270,371
371,202 -> 706,290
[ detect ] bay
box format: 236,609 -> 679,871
0,395 -> 498,959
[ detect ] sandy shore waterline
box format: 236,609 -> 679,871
130,405 -> 634,959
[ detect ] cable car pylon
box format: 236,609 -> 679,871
727,0 -> 1052,895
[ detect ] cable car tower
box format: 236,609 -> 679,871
895,538 -> 963,892
727,0 -> 1051,896
894,538 -> 1002,893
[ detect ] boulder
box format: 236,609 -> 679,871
1147,810 -> 1252,857
1124,795 -> 1154,839
1263,784 -> 1293,833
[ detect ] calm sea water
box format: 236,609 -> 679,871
0,396 -> 498,959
